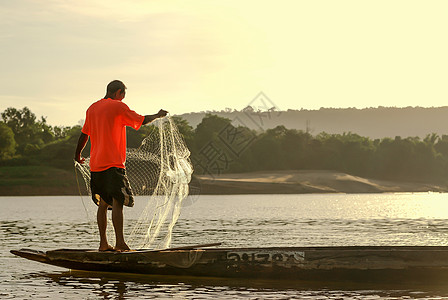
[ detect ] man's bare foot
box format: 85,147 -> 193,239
114,243 -> 131,252
99,245 -> 115,252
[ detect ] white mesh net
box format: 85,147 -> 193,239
75,116 -> 193,250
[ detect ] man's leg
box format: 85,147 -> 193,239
97,198 -> 113,251
112,198 -> 130,251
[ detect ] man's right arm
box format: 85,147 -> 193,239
74,132 -> 89,164
142,109 -> 168,125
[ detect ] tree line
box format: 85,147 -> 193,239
1,107 -> 448,183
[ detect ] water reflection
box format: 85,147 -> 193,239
0,219 -> 97,249
4,194 -> 448,299
20,270 -> 448,300
3,216 -> 448,250
172,217 -> 448,247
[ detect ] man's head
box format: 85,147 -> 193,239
105,80 -> 126,100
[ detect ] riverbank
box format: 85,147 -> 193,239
0,166 -> 85,196
195,170 -> 447,194
0,166 -> 445,196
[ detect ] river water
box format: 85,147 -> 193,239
2,193 -> 448,299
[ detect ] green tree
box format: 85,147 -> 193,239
126,127 -> 146,148
0,122 -> 16,159
194,114 -> 232,150
280,129 -> 311,170
35,125 -> 84,169
250,126 -> 285,170
226,126 -> 258,172
172,116 -> 194,149
53,125 -> 72,139
373,136 -> 430,180
435,135 -> 448,158
315,132 -> 344,171
1,107 -> 54,154
339,133 -> 375,176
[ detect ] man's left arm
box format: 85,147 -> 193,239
142,109 -> 168,125
75,132 -> 89,164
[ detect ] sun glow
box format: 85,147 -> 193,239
1,1 -> 448,126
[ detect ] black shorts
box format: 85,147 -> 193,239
90,167 -> 134,207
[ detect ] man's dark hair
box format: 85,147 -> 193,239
106,80 -> 126,94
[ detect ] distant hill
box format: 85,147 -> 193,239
177,107 -> 448,139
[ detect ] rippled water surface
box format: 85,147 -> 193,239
3,193 -> 448,299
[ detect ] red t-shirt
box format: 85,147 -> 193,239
82,98 -> 144,172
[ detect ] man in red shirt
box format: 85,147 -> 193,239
75,80 -> 167,251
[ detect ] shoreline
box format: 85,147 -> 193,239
194,170 -> 447,195
1,167 -> 445,196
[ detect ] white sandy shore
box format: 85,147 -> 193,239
195,170 -> 446,194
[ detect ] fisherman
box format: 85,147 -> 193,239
74,80 -> 167,251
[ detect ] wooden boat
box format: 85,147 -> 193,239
11,245 -> 448,283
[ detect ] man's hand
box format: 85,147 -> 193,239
157,109 -> 168,118
75,155 -> 86,164
143,109 -> 168,125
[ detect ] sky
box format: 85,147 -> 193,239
1,0 -> 447,126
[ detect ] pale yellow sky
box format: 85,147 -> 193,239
0,0 -> 447,126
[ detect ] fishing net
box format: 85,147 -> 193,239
75,116 -> 193,250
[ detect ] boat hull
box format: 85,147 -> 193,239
11,246 -> 448,282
